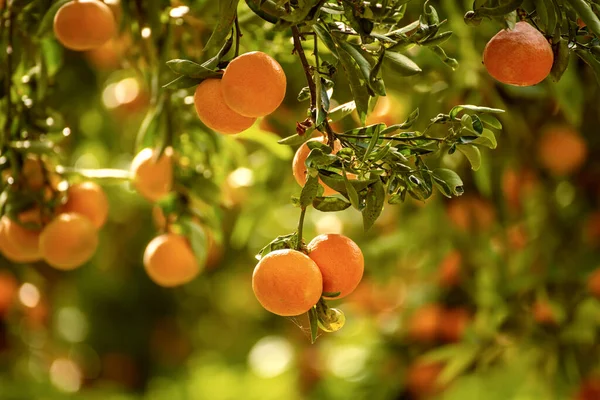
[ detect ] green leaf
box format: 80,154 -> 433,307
203,0 -> 240,58
449,105 -> 505,120
430,45 -> 459,70
575,49 -> 600,86
381,108 -> 420,134
336,45 -> 370,124
236,128 -> 294,160
432,168 -> 464,197
163,75 -> 206,90
457,145 -> 482,171
313,24 -> 339,59
363,124 -> 382,161
334,38 -> 381,96
183,218 -> 209,269
300,175 -> 319,208
313,197 -> 351,211
166,59 -> 215,78
479,114 -> 502,130
437,344 -> 479,385
344,170 -> 360,209
472,129 -> 498,149
328,101 -> 356,123
278,133 -> 313,146
384,51 -> 422,76
362,179 -> 385,231
472,0 -> 524,17
550,38 -> 570,82
419,31 -> 453,46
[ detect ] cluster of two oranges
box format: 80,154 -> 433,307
0,167 -> 108,270
194,52 -> 287,135
252,234 -> 364,318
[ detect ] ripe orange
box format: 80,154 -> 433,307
252,249 -> 323,316
0,271 -> 18,316
407,304 -> 442,342
1,210 -> 43,261
533,301 -> 556,325
439,308 -> 471,342
53,0 -> 116,51
292,137 -> 343,197
130,148 -> 173,202
537,126 -> 587,176
307,234 -> 364,299
501,166 -> 537,212
0,218 -> 41,263
60,182 -> 109,229
143,233 -> 200,287
405,361 -> 445,397
438,250 -> 462,288
483,21 -> 553,86
194,79 -> 256,135
221,51 -> 286,118
587,269 -> 600,299
39,213 -> 99,270
575,377 -> 600,400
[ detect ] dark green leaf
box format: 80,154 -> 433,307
300,175 -> 319,208
362,179 -> 385,231
313,197 -> 351,211
384,51 -> 422,76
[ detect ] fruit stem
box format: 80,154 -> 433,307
296,206 -> 307,251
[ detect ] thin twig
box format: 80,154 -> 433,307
234,14 -> 241,57
335,133 -> 445,142
296,207 -> 307,251
291,26 -> 316,111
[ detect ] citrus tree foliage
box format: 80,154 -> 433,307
1,0 -> 600,399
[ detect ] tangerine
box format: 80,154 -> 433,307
60,182 -> 109,229
307,234 -> 364,299
537,126 -> 587,176
483,21 -> 553,86
143,233 -> 200,287
130,148 -> 173,202
252,249 -> 322,316
39,213 -> 99,270
53,0 -> 116,51
194,79 -> 256,135
221,51 -> 287,118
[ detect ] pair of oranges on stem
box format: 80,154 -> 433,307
252,234 -> 364,331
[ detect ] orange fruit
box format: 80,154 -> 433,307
587,269 -> 600,299
143,233 -> 200,287
252,249 -> 323,316
293,137 -> 343,197
533,301 -> 556,325
0,218 -> 41,263
194,79 -> 256,135
438,250 -> 462,288
221,51 -> 287,118
53,0 -> 116,51
407,304 -> 442,343
501,166 -> 537,212
537,126 -> 587,176
0,271 -> 18,316
439,308 -> 471,342
483,21 -> 553,86
405,361 -> 445,397
1,210 -> 43,261
575,377 -> 600,400
60,182 -> 109,229
39,213 -> 99,270
130,148 -> 173,202
307,234 -> 364,299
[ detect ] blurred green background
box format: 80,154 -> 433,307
1,0 -> 600,399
